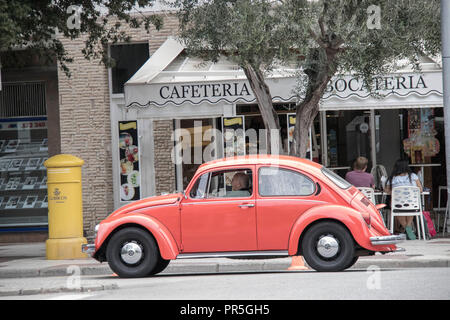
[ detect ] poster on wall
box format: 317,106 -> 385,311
403,108 -> 440,164
222,116 -> 245,158
118,121 -> 141,202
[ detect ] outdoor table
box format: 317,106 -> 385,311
409,163 -> 441,185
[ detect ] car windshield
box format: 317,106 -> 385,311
321,167 -> 352,189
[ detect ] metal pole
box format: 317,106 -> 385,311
370,109 -> 377,170
441,0 -> 450,233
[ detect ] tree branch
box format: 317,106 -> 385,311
308,27 -> 327,49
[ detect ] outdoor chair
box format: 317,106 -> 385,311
371,165 -> 388,190
390,186 -> 426,240
357,187 -> 376,204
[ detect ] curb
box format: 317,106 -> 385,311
0,284 -> 119,297
1,257 -> 450,279
1,258 -> 449,297
0,265 -> 113,279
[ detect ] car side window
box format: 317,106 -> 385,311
207,169 -> 253,198
258,167 -> 315,197
189,173 -> 209,199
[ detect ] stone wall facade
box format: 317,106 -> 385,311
56,13 -> 179,237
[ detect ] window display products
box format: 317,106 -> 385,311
0,117 -> 48,227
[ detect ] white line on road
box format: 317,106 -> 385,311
46,293 -> 96,300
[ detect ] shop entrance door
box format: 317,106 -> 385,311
175,118 -> 219,191
323,110 -> 377,176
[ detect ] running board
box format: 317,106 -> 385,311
176,250 -> 289,259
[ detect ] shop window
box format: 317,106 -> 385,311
0,82 -> 46,117
0,82 -> 48,226
110,43 -> 149,94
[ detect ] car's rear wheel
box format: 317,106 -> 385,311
345,256 -> 359,269
301,221 -> 355,272
106,227 -> 159,278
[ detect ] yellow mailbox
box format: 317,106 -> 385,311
44,154 -> 88,259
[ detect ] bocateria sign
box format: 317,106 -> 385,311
322,72 -> 442,100
124,71 -> 442,108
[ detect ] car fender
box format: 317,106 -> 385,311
287,204 -> 386,255
95,213 -> 179,260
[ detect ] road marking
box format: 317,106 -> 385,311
47,293 -> 95,300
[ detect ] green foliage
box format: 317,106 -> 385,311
177,0 -> 441,95
176,0 -> 441,156
280,0 -> 441,93
177,0 -> 285,71
0,0 -> 163,76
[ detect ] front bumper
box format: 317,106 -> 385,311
370,234 -> 406,246
82,243 -> 95,255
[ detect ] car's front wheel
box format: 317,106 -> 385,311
106,227 -> 159,278
301,221 -> 355,272
148,258 -> 170,276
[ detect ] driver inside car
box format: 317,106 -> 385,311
226,172 -> 251,197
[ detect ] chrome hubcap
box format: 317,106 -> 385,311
316,235 -> 339,259
120,241 -> 143,265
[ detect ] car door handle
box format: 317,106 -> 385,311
239,203 -> 254,208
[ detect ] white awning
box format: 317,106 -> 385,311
320,70 -> 444,110
124,38 -> 443,110
124,38 -> 298,108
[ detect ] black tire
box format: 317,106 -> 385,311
106,227 -> 159,278
301,221 -> 355,272
345,256 -> 359,270
148,258 -> 170,276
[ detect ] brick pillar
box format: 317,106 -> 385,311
153,120 -> 176,195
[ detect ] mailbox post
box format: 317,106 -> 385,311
44,154 -> 88,259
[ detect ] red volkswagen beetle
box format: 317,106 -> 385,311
83,155 -> 404,277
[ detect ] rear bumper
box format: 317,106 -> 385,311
370,234 -> 406,246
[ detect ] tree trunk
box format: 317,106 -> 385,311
242,64 -> 282,154
291,42 -> 341,159
291,73 -> 332,158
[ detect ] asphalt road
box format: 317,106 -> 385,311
3,267 -> 450,301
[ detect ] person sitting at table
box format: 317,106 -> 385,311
384,159 -> 423,239
345,156 -> 375,188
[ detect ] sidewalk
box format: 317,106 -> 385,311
1,238 -> 450,297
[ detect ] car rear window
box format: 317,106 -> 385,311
321,167 -> 352,189
258,167 -> 315,196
